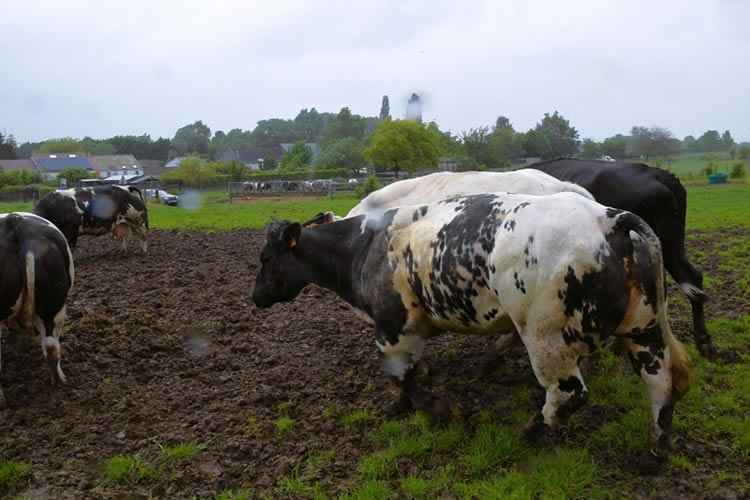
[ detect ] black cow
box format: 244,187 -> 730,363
33,185 -> 149,252
252,192 -> 695,471
1,212 -> 74,408
526,158 -> 714,357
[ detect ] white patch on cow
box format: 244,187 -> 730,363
376,334 -> 426,379
679,283 -> 703,300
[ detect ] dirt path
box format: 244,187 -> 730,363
0,228 -> 747,498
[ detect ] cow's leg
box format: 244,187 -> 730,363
663,245 -> 713,357
519,329 -> 589,441
475,330 -> 522,377
36,309 -> 67,385
378,332 -> 450,419
620,331 -> 682,473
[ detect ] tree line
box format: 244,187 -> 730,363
2,94 -> 747,182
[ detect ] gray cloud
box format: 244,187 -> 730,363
1,0 -> 748,143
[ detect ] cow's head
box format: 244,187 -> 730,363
252,220 -> 305,308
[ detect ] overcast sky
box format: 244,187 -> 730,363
2,0 -> 748,144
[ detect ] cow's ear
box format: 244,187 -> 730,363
283,222 -> 302,248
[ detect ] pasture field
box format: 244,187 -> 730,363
0,183 -> 749,499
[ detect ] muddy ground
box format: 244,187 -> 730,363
0,228 -> 748,499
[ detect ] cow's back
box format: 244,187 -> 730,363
527,159 -> 687,237
348,170 -> 594,217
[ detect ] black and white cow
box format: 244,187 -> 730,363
33,185 -> 149,252
0,212 -> 74,408
253,192 -> 695,471
526,158 -> 713,356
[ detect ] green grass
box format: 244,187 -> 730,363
146,191 -> 359,230
342,409 -> 377,428
102,455 -> 160,486
685,183 -> 750,229
0,460 -> 31,492
274,416 -> 296,437
158,441 -> 206,463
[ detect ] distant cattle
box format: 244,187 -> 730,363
526,158 -> 714,356
0,213 -> 74,408
33,185 -> 149,252
253,192 -> 695,471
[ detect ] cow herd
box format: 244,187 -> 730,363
242,178 -> 357,195
1,159 -> 711,473
253,158 -> 711,472
0,185 -> 148,408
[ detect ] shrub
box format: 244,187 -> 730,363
355,174 -> 380,199
730,160 -> 746,179
702,160 -> 718,176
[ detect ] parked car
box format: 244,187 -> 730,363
144,189 -> 179,206
600,155 -> 616,162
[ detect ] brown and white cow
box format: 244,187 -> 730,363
254,192 -> 695,472
33,185 -> 149,252
0,212 -> 74,408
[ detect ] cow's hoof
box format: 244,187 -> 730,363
387,393 -> 413,417
520,414 -> 547,441
697,342 -> 717,359
638,448 -> 666,474
429,398 -> 452,422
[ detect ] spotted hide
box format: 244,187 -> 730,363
0,212 -> 74,409
527,158 -> 713,357
253,192 -> 695,472
33,185 -> 149,252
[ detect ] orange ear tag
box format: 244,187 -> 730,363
289,237 -> 297,248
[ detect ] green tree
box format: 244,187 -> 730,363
0,132 -> 18,159
219,160 -> 247,181
682,135 -> 697,153
379,96 -> 390,121
314,137 -> 366,175
80,136 -> 116,155
601,134 -> 627,158
534,111 -> 579,158
630,125 -> 675,159
695,130 -> 723,153
580,138 -> 601,159
325,107 -> 366,146
261,156 -> 277,171
363,119 -> 444,177
56,167 -> 92,185
493,116 -> 513,131
279,141 -> 313,171
293,108 -> 326,143
38,138 -> 82,153
738,145 -> 750,159
171,120 -> 211,156
173,155 -> 215,188
251,118 -> 297,147
427,122 -> 462,157
520,129 -> 551,158
721,130 -> 734,150
17,141 -> 41,158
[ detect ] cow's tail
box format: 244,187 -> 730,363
7,214 -> 36,329
624,212 -> 696,399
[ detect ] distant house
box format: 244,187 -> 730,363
89,154 -> 143,179
0,158 -> 38,174
219,147 -> 283,171
31,152 -> 96,181
139,159 -> 170,176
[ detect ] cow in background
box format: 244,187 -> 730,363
0,212 -> 74,408
527,158 -> 714,357
253,192 -> 695,472
34,185 -> 149,252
